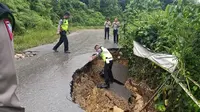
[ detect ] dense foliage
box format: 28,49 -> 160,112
1,0 -> 199,111
0,0 -> 127,35
121,0 -> 200,111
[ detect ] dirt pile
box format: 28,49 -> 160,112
125,79 -> 155,112
71,50 -> 156,112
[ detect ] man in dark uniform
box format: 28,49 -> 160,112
53,12 -> 70,53
91,45 -> 114,88
0,3 -> 25,112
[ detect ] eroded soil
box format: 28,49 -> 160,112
71,51 -> 156,112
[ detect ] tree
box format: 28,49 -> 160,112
99,0 -> 122,18
88,0 -> 100,10
80,0 -> 89,5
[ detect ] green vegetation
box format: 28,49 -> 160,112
120,0 -> 200,111
1,0 -> 200,111
0,0 -> 125,51
0,0 -> 106,34
14,28 -> 56,52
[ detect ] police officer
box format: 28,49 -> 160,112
0,3 -> 25,112
91,45 -> 114,88
53,12 -> 70,53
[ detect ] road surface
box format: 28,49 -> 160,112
15,29 -> 118,112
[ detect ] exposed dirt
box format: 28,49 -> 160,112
71,50 -> 156,112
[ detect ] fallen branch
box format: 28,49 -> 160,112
139,75 -> 171,112
186,76 -> 200,89
170,72 -> 200,108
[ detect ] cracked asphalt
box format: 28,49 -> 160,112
15,29 -> 118,112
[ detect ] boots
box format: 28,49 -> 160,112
97,83 -> 110,89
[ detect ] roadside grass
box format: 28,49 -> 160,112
14,26 -> 103,52
14,28 -> 57,53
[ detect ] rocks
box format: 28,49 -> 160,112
71,50 -> 156,112
15,51 -> 37,60
125,78 -> 155,112
117,56 -> 121,59
15,54 -> 25,59
72,59 -> 156,112
113,106 -> 124,112
72,59 -> 131,112
119,52 -> 123,55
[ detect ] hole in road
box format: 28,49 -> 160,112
70,49 -> 156,112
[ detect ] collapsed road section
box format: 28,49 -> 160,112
70,49 -> 156,112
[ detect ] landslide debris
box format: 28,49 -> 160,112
71,50 -> 156,112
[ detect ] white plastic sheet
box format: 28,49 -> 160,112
133,41 -> 178,73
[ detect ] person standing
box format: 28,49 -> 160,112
112,18 -> 120,44
0,3 -> 25,112
53,12 -> 70,53
91,45 -> 114,88
104,17 -> 111,40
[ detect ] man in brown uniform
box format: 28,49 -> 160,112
0,3 -> 25,112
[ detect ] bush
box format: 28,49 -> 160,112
120,0 -> 200,111
0,0 -> 110,35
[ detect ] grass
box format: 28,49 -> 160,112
14,28 -> 57,52
14,26 -> 103,52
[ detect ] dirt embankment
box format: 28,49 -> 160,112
71,50 -> 156,112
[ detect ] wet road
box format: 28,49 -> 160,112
15,29 -> 118,112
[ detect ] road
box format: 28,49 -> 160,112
15,29 -> 118,112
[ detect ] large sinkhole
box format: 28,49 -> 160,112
70,48 -> 156,112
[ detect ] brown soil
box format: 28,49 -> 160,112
71,51 -> 156,112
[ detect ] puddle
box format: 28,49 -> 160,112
70,49 -> 156,112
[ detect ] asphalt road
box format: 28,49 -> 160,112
15,29 -> 118,112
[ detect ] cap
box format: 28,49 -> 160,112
64,12 -> 70,16
0,3 -> 15,30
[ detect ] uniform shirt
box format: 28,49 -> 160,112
57,19 -> 69,32
112,21 -> 120,30
0,3 -> 25,111
0,20 -> 24,111
95,47 -> 113,62
104,21 -> 111,28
